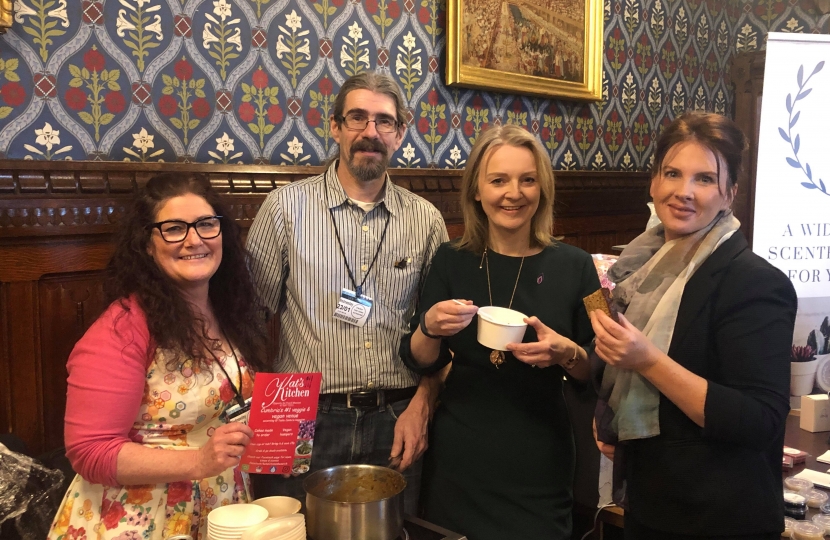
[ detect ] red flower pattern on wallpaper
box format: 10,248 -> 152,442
160,57 -> 208,145
66,46 -> 124,142
192,97 -> 211,119
83,49 -> 105,72
238,102 -> 255,123
159,95 -> 177,117
306,107 -> 321,127
2,81 -> 26,107
240,67 -> 282,154
0,0 -> 800,168
105,91 -> 125,114
174,59 -> 193,81
65,87 -> 86,110
267,104 -> 284,124
308,75 -> 336,152
388,1 -> 400,18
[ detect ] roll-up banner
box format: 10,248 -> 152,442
754,33 -> 830,405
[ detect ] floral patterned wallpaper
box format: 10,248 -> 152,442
0,0 -> 826,169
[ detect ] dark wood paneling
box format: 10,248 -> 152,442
0,159 -> 649,455
0,282 -> 10,437
728,50 -> 766,248
5,280 -> 42,451
39,273 -> 107,452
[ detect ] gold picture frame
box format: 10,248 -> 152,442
446,0 -> 604,101
0,0 -> 13,34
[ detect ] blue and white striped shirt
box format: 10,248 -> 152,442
246,162 -> 448,394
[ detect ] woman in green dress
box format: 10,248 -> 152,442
400,124 -> 599,540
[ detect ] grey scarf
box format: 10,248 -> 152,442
597,211 -> 740,442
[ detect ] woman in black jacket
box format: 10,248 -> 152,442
591,112 -> 797,539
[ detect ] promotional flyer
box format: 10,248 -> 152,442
240,372 -> 322,475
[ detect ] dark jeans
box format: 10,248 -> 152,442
250,396 -> 423,515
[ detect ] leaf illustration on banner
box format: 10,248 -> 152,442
116,0 -> 163,73
14,0 -> 69,62
780,61 -> 829,197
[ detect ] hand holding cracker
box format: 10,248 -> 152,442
582,288 -> 619,323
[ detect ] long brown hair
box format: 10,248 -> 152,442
456,124 -> 555,253
104,172 -> 268,373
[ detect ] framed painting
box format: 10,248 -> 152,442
446,0 -> 604,100
0,0 -> 11,33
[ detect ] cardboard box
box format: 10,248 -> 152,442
800,394 -> 830,432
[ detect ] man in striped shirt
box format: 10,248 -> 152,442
246,72 -> 448,512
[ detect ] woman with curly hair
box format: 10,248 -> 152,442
48,173 -> 268,540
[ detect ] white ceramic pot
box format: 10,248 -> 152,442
791,359 -> 819,396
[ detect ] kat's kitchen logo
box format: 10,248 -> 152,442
261,374 -> 311,411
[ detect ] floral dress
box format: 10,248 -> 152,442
48,348 -> 255,540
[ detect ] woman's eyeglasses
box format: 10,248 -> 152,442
148,216 -> 223,243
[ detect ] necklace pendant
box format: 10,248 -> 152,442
490,350 -> 505,368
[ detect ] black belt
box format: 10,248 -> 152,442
324,387 -> 417,408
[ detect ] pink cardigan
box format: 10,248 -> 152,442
64,297 -> 154,486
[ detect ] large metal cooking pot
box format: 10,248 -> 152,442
303,464 -> 406,540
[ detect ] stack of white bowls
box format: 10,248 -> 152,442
207,504 -> 269,540
250,496 -> 302,519
240,514 -> 306,540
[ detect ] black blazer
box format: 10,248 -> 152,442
624,231 -> 797,536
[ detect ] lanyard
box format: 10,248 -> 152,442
203,334 -> 245,408
327,199 -> 391,298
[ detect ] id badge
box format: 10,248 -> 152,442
221,397 -> 252,425
333,288 -> 373,327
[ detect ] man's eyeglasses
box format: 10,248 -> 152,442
148,216 -> 223,243
336,112 -> 399,133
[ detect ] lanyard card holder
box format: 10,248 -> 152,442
333,288 -> 373,327
221,397 -> 252,425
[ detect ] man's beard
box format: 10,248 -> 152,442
344,138 -> 390,183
